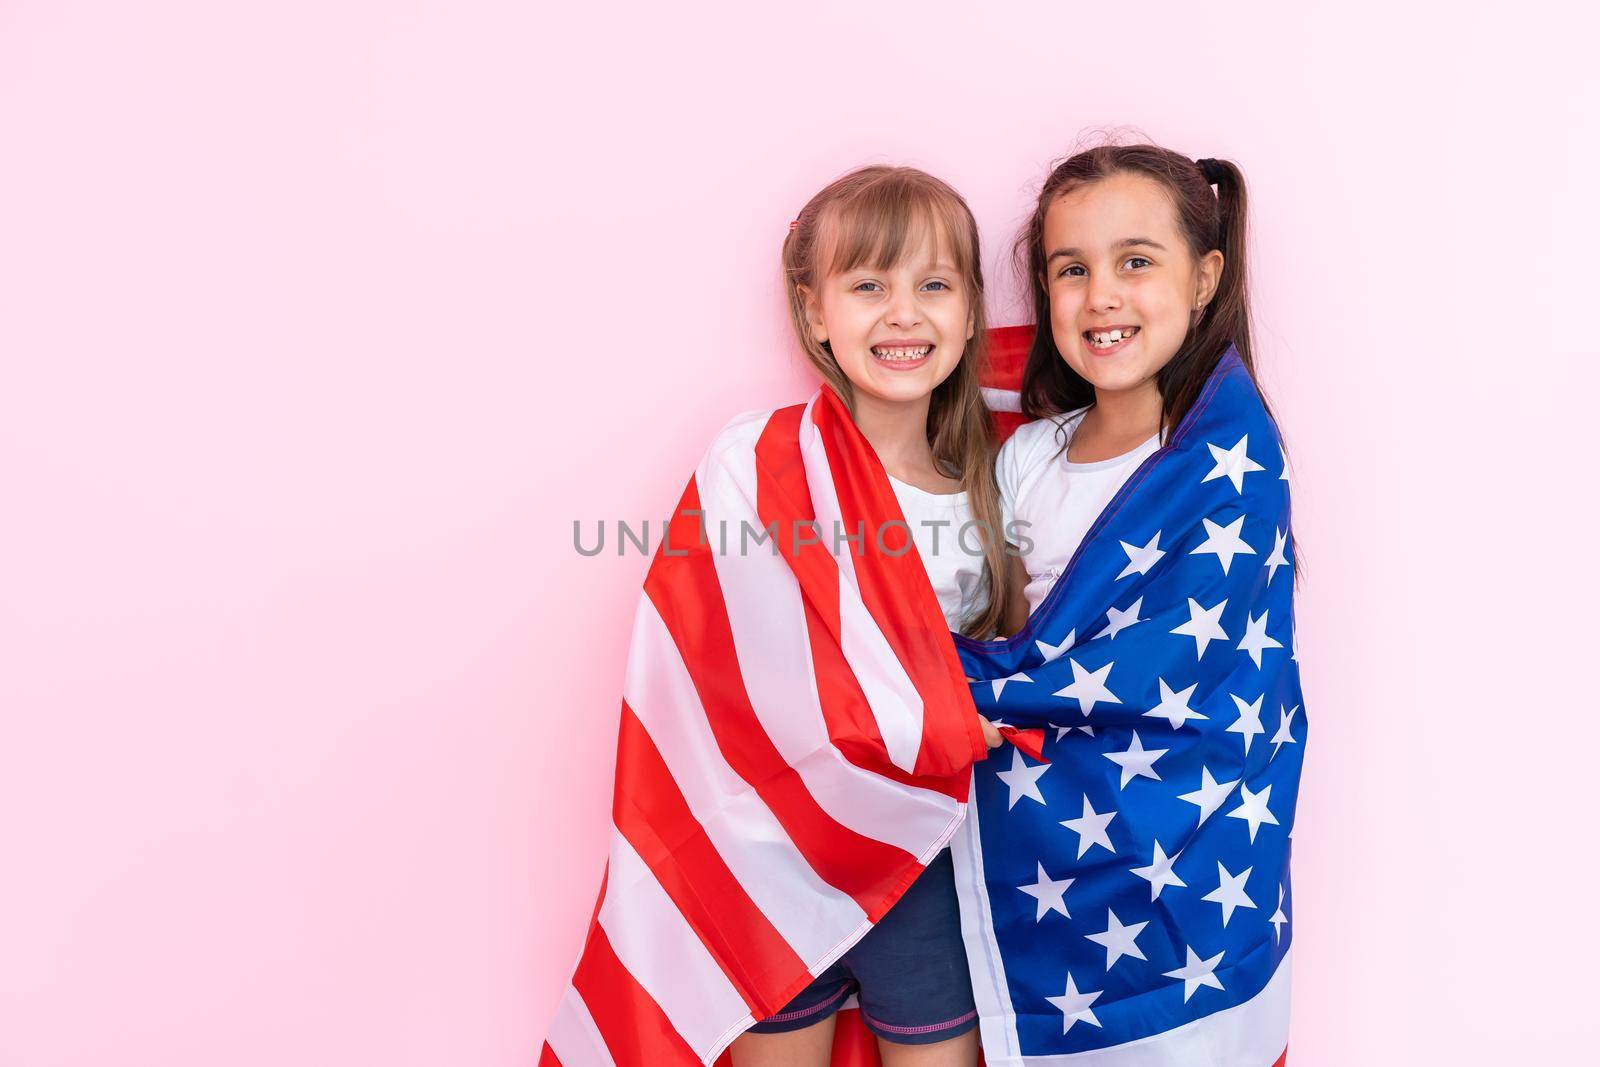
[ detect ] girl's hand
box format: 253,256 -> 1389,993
978,716 -> 1005,749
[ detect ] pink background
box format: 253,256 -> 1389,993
2,2 -> 1593,1063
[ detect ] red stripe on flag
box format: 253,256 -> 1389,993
989,409 -> 1028,446
613,701 -> 812,1017
998,725 -> 1048,762
644,478 -> 920,919
751,405 -> 894,770
800,602 -> 960,796
983,324 -> 1033,392
984,325 -> 1035,446
752,405 -> 970,799
828,1008 -> 884,1067
807,389 -> 986,780
536,1044 -> 562,1067
571,924 -> 701,1067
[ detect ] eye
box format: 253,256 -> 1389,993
853,280 -> 883,293
921,279 -> 951,292
1123,256 -> 1153,270
1056,264 -> 1087,279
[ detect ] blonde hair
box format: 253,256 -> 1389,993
781,165 -> 1014,639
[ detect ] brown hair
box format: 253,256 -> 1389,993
1016,142 -> 1267,435
781,165 -> 1014,639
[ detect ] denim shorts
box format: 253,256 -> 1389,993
746,848 -> 978,1045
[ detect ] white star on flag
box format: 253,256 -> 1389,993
1130,839 -> 1186,900
1060,796 -> 1117,858
1264,526 -> 1290,585
1226,692 -> 1266,755
991,670 -> 1033,701
1201,862 -> 1258,927
1103,731 -> 1167,787
1144,678 -> 1207,729
1053,658 -> 1118,717
1226,781 -> 1280,842
1190,514 -> 1256,575
1035,629 -> 1076,663
1046,974 -> 1103,1034
1095,596 -> 1145,640
1270,885 -> 1288,943
1163,946 -> 1225,1002
1171,597 -> 1229,659
1270,704 -> 1299,758
1177,766 -> 1239,825
1054,723 -> 1095,741
1116,531 -> 1165,580
996,747 -> 1050,809
1085,908 -> 1149,970
1017,862 -> 1075,921
1202,434 -> 1264,493
1237,610 -> 1283,668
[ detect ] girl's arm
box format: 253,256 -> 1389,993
1000,553 -> 1030,637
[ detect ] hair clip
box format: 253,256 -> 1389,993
788,219 -> 800,232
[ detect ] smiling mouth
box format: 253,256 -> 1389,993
1084,326 -> 1140,350
870,344 -> 933,362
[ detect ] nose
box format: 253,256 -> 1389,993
1085,270 -> 1123,315
885,288 -> 922,330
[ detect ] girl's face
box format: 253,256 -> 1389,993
1042,171 -> 1222,399
802,228 -> 973,408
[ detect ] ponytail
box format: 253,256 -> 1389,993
1159,155 -> 1253,434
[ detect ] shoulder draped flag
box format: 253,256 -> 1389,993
541,387 -> 989,1067
952,338 -> 1303,1066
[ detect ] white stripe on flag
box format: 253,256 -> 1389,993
696,418 -> 965,858
623,597 -> 867,962
597,832 -> 752,1059
981,387 -> 1023,413
544,988 -> 618,1067
796,396 -> 926,773
1002,951 -> 1290,1065
950,786 -> 1024,1060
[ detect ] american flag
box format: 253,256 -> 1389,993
541,334 -> 1302,1066
541,385 -> 990,1067
951,345 -> 1302,1065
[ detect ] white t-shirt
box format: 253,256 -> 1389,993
999,409 -> 1161,615
888,476 -> 988,632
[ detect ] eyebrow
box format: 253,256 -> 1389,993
842,261 -> 960,274
1046,237 -> 1168,263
